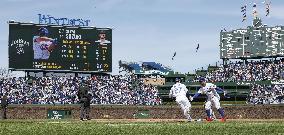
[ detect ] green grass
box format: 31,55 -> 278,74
0,120 -> 284,135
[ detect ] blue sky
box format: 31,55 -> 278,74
1,0 -> 284,75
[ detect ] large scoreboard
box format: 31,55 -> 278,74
220,18 -> 284,59
8,22 -> 112,72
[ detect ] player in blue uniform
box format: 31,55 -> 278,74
190,77 -> 227,122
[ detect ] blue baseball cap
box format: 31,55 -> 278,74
175,78 -> 180,82
38,27 -> 49,37
199,77 -> 206,82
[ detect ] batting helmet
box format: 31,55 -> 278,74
38,27 -> 48,37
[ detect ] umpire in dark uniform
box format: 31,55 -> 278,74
1,94 -> 8,119
77,80 -> 91,121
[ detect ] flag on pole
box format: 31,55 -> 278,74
241,5 -> 247,22
265,2 -> 271,16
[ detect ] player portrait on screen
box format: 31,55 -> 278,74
95,33 -> 111,45
33,27 -> 57,60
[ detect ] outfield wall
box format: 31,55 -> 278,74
2,104 -> 284,119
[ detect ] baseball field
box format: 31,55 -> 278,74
0,119 -> 284,135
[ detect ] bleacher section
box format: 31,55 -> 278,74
119,60 -> 284,103
119,61 -> 142,73
119,61 -> 173,75
128,63 -> 141,72
142,62 -> 171,72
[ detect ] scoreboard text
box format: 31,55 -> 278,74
220,18 -> 284,59
8,22 -> 112,72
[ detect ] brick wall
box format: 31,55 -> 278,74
2,105 -> 284,119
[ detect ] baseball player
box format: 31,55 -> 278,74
190,77 -> 227,122
206,102 -> 216,120
95,33 -> 111,45
169,78 -> 192,122
33,27 -> 57,59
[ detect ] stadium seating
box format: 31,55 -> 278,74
0,75 -> 162,105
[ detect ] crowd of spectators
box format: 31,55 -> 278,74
3,58 -> 284,105
247,84 -> 284,104
0,74 -> 161,105
191,59 -> 284,104
195,59 -> 284,82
